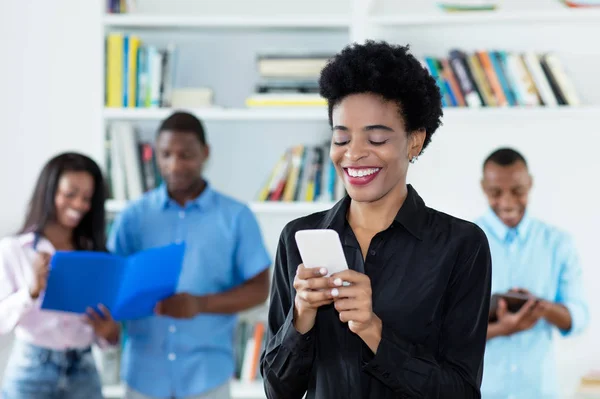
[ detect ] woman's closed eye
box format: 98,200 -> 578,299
369,139 -> 388,146
332,133 -> 350,146
333,140 -> 349,146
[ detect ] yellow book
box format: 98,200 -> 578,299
467,53 -> 497,107
245,94 -> 327,107
127,35 -> 141,108
105,33 -> 123,108
282,145 -> 305,202
257,153 -> 286,201
304,180 -> 315,202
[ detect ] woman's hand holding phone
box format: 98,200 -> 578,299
329,270 -> 377,335
29,251 -> 51,299
292,264 -> 333,334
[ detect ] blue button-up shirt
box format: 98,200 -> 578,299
475,209 -> 589,399
107,183 -> 271,398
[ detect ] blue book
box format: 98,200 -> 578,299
41,243 -> 186,321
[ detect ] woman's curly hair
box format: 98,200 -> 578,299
319,40 -> 443,153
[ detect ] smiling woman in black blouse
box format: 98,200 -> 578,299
260,41 -> 492,399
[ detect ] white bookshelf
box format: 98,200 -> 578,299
99,0 -> 600,398
100,3 -> 346,397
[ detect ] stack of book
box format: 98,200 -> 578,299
245,53 -> 333,107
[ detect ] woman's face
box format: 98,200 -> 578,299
54,171 -> 94,229
329,93 -> 424,204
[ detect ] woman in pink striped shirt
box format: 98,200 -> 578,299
0,152 -> 119,399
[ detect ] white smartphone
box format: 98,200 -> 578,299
294,229 -> 349,277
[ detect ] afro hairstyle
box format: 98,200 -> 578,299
319,40 -> 443,153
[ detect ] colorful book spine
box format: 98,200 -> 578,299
419,49 -> 581,108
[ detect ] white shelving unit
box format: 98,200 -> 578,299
100,0 -> 600,397
100,2 -> 348,398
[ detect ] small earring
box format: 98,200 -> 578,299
409,155 -> 418,164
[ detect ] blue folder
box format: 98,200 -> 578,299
41,243 -> 186,321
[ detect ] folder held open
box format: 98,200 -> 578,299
40,243 -> 186,321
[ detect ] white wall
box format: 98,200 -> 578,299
0,0 -> 103,378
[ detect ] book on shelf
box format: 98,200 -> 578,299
257,142 -> 346,203
422,49 -> 581,108
106,0 -> 135,14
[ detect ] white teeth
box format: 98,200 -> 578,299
66,209 -> 82,219
347,168 -> 380,177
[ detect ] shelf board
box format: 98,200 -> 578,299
370,8 -> 600,26
442,104 -> 599,113
231,380 -> 266,398
439,105 -> 600,119
102,384 -> 122,398
102,380 -> 265,399
249,201 -> 334,214
105,199 -> 335,215
103,107 -> 329,121
103,14 -> 349,29
103,105 -> 600,123
105,199 -> 126,213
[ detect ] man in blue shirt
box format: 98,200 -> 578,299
476,148 -> 589,399
107,111 -> 271,399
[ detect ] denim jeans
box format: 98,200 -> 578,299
1,340 -> 104,399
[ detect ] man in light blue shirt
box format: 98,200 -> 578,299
107,111 -> 271,399
476,148 -> 589,399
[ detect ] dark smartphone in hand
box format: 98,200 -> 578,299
488,291 -> 535,322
